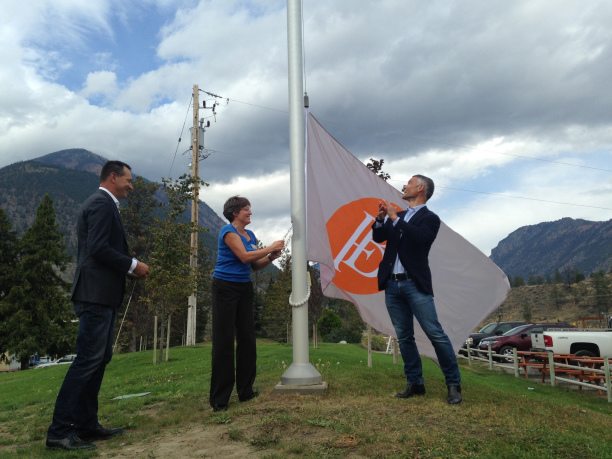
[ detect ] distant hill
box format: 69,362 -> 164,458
490,218 -> 612,279
481,272 -> 612,328
0,148 -> 226,257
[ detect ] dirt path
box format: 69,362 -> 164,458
98,425 -> 264,458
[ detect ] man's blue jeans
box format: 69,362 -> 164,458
47,302 -> 116,438
385,279 -> 460,386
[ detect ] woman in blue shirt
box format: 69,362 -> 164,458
209,196 -> 284,411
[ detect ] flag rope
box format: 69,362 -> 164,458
113,280 -> 137,352
289,285 -> 311,308
281,224 -> 311,307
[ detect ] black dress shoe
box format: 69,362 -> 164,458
212,404 -> 228,412
447,385 -> 462,405
395,384 -> 426,398
46,433 -> 96,450
239,390 -> 259,402
78,425 -> 124,441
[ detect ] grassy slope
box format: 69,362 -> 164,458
0,342 -> 610,458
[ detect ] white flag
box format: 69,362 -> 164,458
306,113 -> 510,357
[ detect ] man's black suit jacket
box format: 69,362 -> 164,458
71,189 -> 132,308
371,206 -> 440,295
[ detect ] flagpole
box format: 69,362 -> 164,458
277,0 -> 324,389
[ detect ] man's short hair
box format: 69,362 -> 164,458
100,160 -> 131,182
414,174 -> 435,200
223,196 -> 251,222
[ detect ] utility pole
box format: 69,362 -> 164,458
186,84 -> 200,346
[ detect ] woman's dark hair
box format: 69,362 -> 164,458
223,196 -> 251,222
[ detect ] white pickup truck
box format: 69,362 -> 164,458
531,329 -> 612,357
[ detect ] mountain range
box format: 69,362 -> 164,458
0,149 -> 610,279
0,149 -> 225,256
490,217 -> 611,278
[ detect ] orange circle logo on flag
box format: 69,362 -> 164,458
326,197 -> 401,295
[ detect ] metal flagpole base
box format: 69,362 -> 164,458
274,363 -> 328,394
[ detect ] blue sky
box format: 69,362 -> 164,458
0,0 -> 610,255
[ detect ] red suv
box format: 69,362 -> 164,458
478,323 -> 573,362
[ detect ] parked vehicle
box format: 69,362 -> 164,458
34,354 -> 77,369
460,321 -> 526,354
531,329 -> 612,357
478,323 -> 573,362
29,355 -> 53,367
56,354 -> 76,364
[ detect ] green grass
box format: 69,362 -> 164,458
1,342 -> 611,458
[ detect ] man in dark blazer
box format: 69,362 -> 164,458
372,174 -> 461,405
46,161 -> 150,450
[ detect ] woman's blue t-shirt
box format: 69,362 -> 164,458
213,224 -> 258,282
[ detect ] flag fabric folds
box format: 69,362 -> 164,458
306,112 -> 510,358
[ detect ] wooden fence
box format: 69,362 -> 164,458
458,344 -> 612,403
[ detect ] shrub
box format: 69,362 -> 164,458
361,333 -> 388,351
318,309 -> 342,342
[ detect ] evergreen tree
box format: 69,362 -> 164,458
0,196 -> 75,369
549,284 -> 563,310
591,271 -> 610,314
195,240 -> 213,342
142,176 -> 197,361
521,303 -> 532,322
117,176 -> 159,352
323,298 -> 365,343
0,208 -> 18,301
307,265 -> 325,342
317,308 -> 343,341
366,158 -> 391,181
0,209 -> 19,358
511,276 -> 525,287
260,254 -> 292,342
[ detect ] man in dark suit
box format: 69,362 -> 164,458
372,174 -> 461,405
46,161 -> 150,450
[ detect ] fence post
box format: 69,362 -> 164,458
367,325 -> 372,368
513,348 -> 519,378
153,315 -> 158,365
604,357 -> 611,403
467,343 -> 472,366
548,351 -> 555,387
488,344 -> 493,370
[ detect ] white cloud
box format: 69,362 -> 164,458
81,70 -> 118,99
443,159 -> 612,254
0,0 -> 611,257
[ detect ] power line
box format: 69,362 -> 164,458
168,94 -> 193,178
436,185 -> 612,210
197,90 -> 609,174
179,90 -> 611,212
496,152 -> 611,173
200,88 -> 287,114
227,98 -> 288,113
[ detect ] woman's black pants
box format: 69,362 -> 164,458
209,278 -> 256,408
